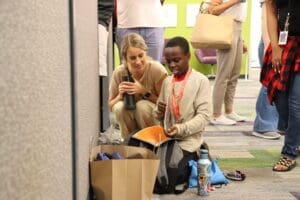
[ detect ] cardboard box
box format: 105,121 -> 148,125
90,145 -> 159,200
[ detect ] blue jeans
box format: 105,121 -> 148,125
115,27 -> 164,62
253,86 -> 279,132
253,38 -> 279,132
275,73 -> 300,159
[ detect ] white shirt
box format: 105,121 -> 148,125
220,0 -> 247,22
117,0 -> 165,28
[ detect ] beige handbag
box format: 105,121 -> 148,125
190,2 -> 234,49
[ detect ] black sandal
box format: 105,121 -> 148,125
273,156 -> 296,172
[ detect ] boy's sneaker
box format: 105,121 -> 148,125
210,115 -> 236,125
252,131 -> 281,140
225,112 -> 247,122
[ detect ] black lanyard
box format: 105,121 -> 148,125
278,0 -> 292,31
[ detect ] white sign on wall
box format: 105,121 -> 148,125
186,4 -> 200,27
162,4 -> 178,27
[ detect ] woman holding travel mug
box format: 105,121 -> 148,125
109,33 -> 167,138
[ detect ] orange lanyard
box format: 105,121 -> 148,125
169,69 -> 192,122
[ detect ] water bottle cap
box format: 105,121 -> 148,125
200,149 -> 208,154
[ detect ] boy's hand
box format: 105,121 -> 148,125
166,125 -> 178,136
157,101 -> 166,114
154,101 -> 166,119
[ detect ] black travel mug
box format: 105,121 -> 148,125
122,76 -> 136,110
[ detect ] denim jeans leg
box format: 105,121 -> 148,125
139,27 -> 164,61
115,28 -> 140,61
276,73 -> 300,159
258,38 -> 264,66
115,27 -> 164,62
253,86 -> 279,132
253,38 -> 279,132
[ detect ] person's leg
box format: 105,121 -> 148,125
277,115 -> 287,134
112,101 -> 137,138
253,86 -> 279,132
134,100 -> 159,129
274,90 -> 289,136
253,38 -> 280,138
115,28 -> 127,60
224,22 -> 242,115
115,28 -> 139,61
283,73 -> 300,158
213,44 -> 236,117
258,38 -> 264,66
252,86 -> 281,139
254,38 -> 265,131
139,27 -> 164,61
253,37 -> 279,136
273,73 -> 300,171
115,27 -> 164,62
211,22 -> 239,125
211,48 -> 237,125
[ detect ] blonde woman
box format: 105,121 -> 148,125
109,33 -> 167,138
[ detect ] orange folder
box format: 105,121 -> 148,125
132,125 -> 172,147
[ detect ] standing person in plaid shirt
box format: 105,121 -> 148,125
261,0 -> 300,171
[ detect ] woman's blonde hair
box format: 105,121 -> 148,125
121,33 -> 148,60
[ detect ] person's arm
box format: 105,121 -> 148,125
151,74 -> 167,103
142,63 -> 168,104
153,80 -> 167,121
108,76 -> 164,110
108,70 -> 124,111
208,0 -> 240,15
265,0 -> 282,72
108,92 -> 123,111
168,76 -> 211,138
261,1 -> 270,52
124,73 -> 167,104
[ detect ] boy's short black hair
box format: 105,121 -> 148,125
165,36 -> 190,54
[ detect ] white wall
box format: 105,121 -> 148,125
73,0 -> 99,198
0,0 -> 99,199
249,0 -> 262,68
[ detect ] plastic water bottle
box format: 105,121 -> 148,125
197,149 -> 211,196
122,76 -> 136,110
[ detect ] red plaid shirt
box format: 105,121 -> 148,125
260,36 -> 300,103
